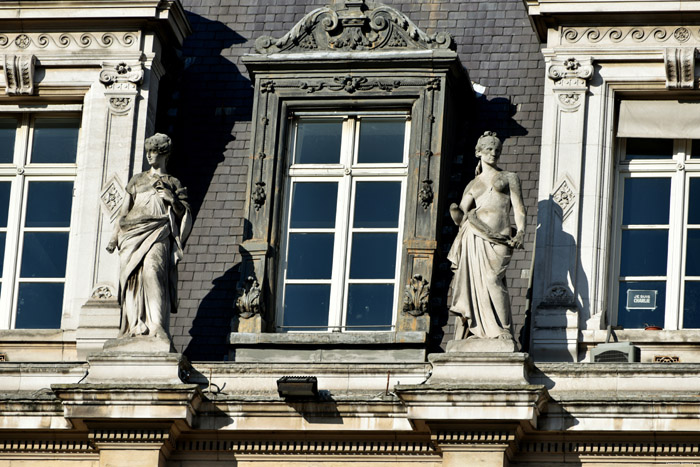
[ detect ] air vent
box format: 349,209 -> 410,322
591,342 -> 640,363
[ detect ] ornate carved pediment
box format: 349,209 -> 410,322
255,0 -> 454,54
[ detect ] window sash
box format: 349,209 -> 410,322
613,137 -> 700,329
277,114 -> 409,332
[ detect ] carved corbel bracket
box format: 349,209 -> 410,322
547,57 -> 593,89
3,54 -> 36,95
235,276 -> 263,319
665,47 -> 696,89
402,274 -> 430,317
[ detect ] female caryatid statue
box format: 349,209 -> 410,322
448,131 -> 526,341
107,133 -> 192,339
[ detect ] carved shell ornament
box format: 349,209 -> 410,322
254,0 -> 454,54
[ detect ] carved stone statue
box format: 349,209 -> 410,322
107,133 -> 192,341
447,132 -> 526,342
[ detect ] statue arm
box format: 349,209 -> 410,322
106,192 -> 133,253
508,173 -> 526,249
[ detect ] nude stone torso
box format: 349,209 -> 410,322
466,171 -> 514,236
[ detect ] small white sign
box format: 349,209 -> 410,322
626,289 -> 658,310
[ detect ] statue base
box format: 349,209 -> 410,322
103,335 -> 175,353
446,337 -> 518,353
428,351 -> 532,384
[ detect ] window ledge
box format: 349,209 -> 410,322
0,329 -> 73,342
582,329 -> 700,344
229,331 -> 428,363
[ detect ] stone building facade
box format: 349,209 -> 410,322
2,0 -> 700,466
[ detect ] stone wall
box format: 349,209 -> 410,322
162,0 -> 544,360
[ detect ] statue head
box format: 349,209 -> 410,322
474,131 -> 502,175
145,133 -> 172,157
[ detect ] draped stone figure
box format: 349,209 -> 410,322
448,132 -> 526,342
107,133 -> 192,340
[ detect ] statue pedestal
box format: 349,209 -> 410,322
446,338 -> 517,353
428,349 -> 532,385
85,336 -> 188,384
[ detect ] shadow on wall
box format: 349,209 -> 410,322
158,13 -> 251,361
433,95 -> 529,353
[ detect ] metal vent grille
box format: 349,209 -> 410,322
594,350 -> 629,363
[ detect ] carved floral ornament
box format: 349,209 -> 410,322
259,75 -> 440,95
402,274 -> 430,317
235,276 -> 262,319
254,0 -> 454,54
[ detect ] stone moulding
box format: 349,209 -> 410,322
0,32 -> 139,51
254,0 -> 454,54
174,439 -> 435,454
562,26 -> 700,45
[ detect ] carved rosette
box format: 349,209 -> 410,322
255,0 -> 454,54
90,285 -> 115,300
3,54 -> 36,95
402,274 -> 430,317
235,276 -> 262,319
665,48 -> 695,89
100,176 -> 126,220
540,284 -> 575,308
552,178 -> 576,220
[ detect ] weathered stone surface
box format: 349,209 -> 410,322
85,352 -> 188,384
446,338 -> 518,353
102,335 -> 175,353
428,351 -> 532,384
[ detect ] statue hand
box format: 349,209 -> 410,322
508,230 -> 524,249
106,239 -> 118,253
158,188 -> 175,204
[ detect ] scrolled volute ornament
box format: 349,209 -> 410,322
236,276 -> 262,319
402,274 -> 430,317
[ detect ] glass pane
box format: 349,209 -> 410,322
692,140 -> 700,159
349,233 -> 397,279
25,181 -> 74,228
20,232 -> 69,278
290,182 -> 337,229
286,233 -> 333,279
353,181 -> 401,228
294,120 -> 342,164
15,283 -> 64,329
0,118 -> 17,163
683,281 -> 700,328
0,182 -> 11,227
624,138 -> 673,160
622,178 -> 671,225
31,118 -> 80,163
357,119 -> 405,164
620,230 -> 668,277
618,280 -> 665,329
346,283 -> 394,330
686,229 -> 700,276
283,284 -> 330,330
688,178 -> 700,224
0,232 -> 6,276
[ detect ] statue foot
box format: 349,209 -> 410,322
498,333 -> 513,341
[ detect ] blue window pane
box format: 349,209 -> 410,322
283,284 -> 330,330
290,182 -> 337,229
0,118 -> 16,163
295,120 -> 342,164
357,119 -> 405,164
15,283 -> 64,329
684,282 -> 700,328
625,138 -> 673,160
346,284 -> 394,330
688,179 -> 700,224
349,233 -> 397,279
353,181 -> 401,228
622,178 -> 671,225
0,232 -> 6,276
20,232 -> 69,278
31,118 -> 80,163
620,230 -> 668,277
0,182 -> 10,227
25,181 -> 73,228
686,229 -> 700,276
287,233 -> 334,280
618,281 -> 665,329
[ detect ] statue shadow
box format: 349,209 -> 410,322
432,96 -> 529,353
159,13 -> 249,360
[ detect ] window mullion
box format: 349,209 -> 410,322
5,175 -> 25,328
666,141 -> 686,329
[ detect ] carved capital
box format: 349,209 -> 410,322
402,274 -> 430,317
3,54 -> 35,95
255,0 -> 454,54
665,47 -> 696,89
547,57 -> 593,87
235,276 -> 262,319
99,62 -> 143,90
